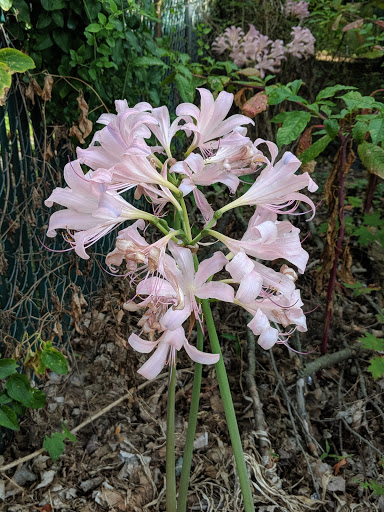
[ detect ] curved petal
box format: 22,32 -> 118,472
137,343 -> 169,379
195,251 -> 228,288
161,302 -> 192,331
137,277 -> 177,298
46,210 -> 99,237
236,271 -> 263,303
196,281 -> 235,302
184,338 -> 220,365
128,332 -> 159,354
258,327 -> 279,349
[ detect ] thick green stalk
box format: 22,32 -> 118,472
177,323 -> 203,512
166,364 -> 177,512
201,299 -> 255,512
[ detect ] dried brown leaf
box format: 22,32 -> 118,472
77,92 -> 93,140
242,91 -> 268,118
338,244 -> 354,284
41,74 -> 54,101
26,78 -> 42,104
333,458 -> 347,476
69,124 -> 85,144
234,87 -> 251,108
43,142 -> 53,161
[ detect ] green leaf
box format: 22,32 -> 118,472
265,85 -> 292,105
174,73 -> 194,103
368,480 -> 384,496
369,116 -> 384,145
270,112 -> 289,123
0,48 -> 35,73
52,10 -> 64,27
135,56 -> 166,67
340,91 -> 376,111
34,34 -> 54,51
276,111 -> 311,146
316,85 -> 356,101
299,135 -> 332,164
43,432 -> 66,462
62,423 -> 76,442
324,119 -> 339,138
367,355 -> 384,379
358,142 -> 384,179
11,0 -> 30,23
0,0 -> 13,10
287,79 -> 303,95
6,374 -> 46,408
41,345 -> 68,375
36,13 -> 52,29
0,406 -> 19,431
85,23 -> 102,33
52,31 -> 71,53
0,358 -> 17,379
41,0 -> 66,10
352,121 -> 368,144
0,392 -> 12,405
359,333 -> 384,351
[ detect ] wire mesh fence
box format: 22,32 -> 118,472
0,0 -> 214,346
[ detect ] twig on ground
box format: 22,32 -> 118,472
244,313 -> 271,457
0,370 -> 181,474
299,344 -> 363,378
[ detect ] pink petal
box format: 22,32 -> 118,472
128,333 -> 159,354
137,343 -> 169,379
258,327 -> 279,349
195,251 -> 229,288
236,271 -> 263,303
196,282 -> 234,302
46,210 -> 99,237
193,188 -> 214,223
184,339 -> 220,365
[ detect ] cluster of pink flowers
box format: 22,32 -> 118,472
212,23 -> 315,76
285,0 -> 310,20
45,88 -> 317,380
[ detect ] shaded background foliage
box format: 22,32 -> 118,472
0,0 -> 212,344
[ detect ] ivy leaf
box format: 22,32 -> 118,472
0,0 -> 13,10
0,48 -> 35,73
41,344 -> 68,375
358,142 -> 384,179
6,374 -> 46,408
358,333 -> 384,351
367,356 -> 384,380
316,85 -> 356,101
276,111 -> 311,146
298,135 -> 332,164
43,432 -> 66,462
0,358 -> 17,379
11,0 -> 30,23
0,406 -> 19,431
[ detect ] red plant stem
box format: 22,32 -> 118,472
321,136 -> 348,355
364,173 -> 378,213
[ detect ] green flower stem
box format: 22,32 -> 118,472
177,322 -> 203,512
201,299 -> 255,512
180,197 -> 192,242
166,363 -> 177,512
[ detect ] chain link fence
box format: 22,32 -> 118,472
0,0 -> 214,346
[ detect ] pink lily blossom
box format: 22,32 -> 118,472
128,327 -> 219,380
176,88 -> 254,156
219,147 -> 318,218
135,244 -> 234,331
208,206 -> 309,273
45,160 -> 154,259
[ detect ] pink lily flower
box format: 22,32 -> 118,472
208,206 -> 309,273
89,155 -> 181,199
135,244 -> 234,331
128,327 -> 220,380
149,106 -> 190,159
45,160 -> 154,259
176,88 -> 254,156
171,153 -> 239,222
220,149 -> 318,218
225,252 -> 296,304
77,108 -> 158,170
